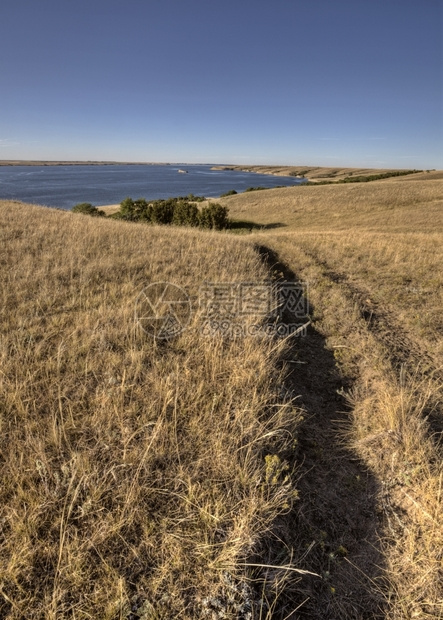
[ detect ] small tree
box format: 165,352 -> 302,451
72,202 -> 105,217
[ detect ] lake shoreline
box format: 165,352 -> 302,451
0,164 -> 306,209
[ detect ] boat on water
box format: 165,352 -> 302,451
177,169 -> 188,174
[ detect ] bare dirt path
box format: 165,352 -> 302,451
257,245 -> 386,619
254,235 -> 443,618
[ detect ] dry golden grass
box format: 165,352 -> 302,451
2,172 -> 442,618
376,170 -> 443,182
220,177 -> 443,232
223,176 -> 443,357
281,230 -> 442,359
0,201 -> 303,618
98,204 -> 121,215
238,175 -> 443,618
257,231 -> 443,618
260,234 -> 443,619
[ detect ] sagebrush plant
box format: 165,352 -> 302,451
0,201 -> 302,618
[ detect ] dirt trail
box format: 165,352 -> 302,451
256,245 -> 386,619
254,235 -> 443,618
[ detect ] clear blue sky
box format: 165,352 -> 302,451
1,0 -> 442,168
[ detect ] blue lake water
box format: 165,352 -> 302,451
0,164 -> 305,210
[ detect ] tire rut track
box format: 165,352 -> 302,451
298,246 -> 443,443
256,244 -> 387,619
303,247 -> 441,378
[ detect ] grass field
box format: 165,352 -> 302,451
218,176 -> 443,232
1,172 -> 442,618
228,176 -> 443,618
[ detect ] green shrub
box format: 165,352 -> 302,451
119,197 -> 150,221
116,196 -> 229,230
171,194 -> 205,203
150,199 -> 175,224
199,203 -> 229,230
220,189 -> 237,197
72,202 -> 105,217
186,193 -> 206,202
172,201 -> 200,226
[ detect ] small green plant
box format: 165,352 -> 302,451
264,454 -> 289,486
221,189 -> 238,197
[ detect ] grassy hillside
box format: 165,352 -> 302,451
218,177 -> 443,232
0,201 -> 303,619
252,230 -> 443,618
235,175 -> 442,618
1,173 -> 442,618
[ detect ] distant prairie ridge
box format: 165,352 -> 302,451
210,164 -> 435,182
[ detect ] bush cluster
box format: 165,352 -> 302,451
72,202 -> 105,217
118,196 -> 230,230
